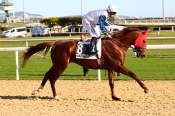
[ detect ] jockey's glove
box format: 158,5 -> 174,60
101,32 -> 112,39
103,32 -> 109,36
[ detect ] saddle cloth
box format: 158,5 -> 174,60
76,39 -> 101,59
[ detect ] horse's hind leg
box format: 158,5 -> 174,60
108,70 -> 121,101
32,66 -> 57,96
32,65 -> 66,99
118,65 -> 149,93
32,72 -> 49,96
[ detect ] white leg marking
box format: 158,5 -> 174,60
32,85 -> 44,95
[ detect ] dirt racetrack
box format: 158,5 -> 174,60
0,80 -> 174,116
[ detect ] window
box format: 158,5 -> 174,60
11,29 -> 15,32
17,28 -> 26,32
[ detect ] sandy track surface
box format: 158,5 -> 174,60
0,80 -> 174,116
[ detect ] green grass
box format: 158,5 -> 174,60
117,50 -> 175,80
0,50 -> 175,80
0,51 -> 107,80
147,39 -> 175,44
147,31 -> 175,44
0,36 -> 80,47
1,32 -> 175,47
0,35 -> 81,40
148,31 -> 175,37
0,34 -> 175,80
124,51 -> 175,80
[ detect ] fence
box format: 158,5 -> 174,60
0,37 -> 175,80
0,47 -> 26,80
0,38 -> 80,47
1,44 -> 175,80
0,36 -> 175,47
115,19 -> 175,26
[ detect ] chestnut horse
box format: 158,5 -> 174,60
23,27 -> 149,100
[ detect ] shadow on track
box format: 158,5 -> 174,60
0,95 -> 135,102
0,95 -> 54,100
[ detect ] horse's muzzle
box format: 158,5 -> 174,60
135,48 -> 146,58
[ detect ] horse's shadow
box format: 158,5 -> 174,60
0,95 -> 54,100
71,98 -> 134,102
0,96 -> 135,102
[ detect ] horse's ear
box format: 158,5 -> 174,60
141,31 -> 148,39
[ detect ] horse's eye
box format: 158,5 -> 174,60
143,40 -> 146,43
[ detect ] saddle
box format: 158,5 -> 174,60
76,39 -> 102,59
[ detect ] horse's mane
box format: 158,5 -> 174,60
112,27 -> 140,39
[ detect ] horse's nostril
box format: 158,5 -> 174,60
141,54 -> 146,58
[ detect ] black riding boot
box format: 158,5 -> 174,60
83,67 -> 89,76
89,37 -> 98,53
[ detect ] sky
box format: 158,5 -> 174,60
5,0 -> 175,18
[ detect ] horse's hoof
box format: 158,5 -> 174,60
54,96 -> 61,101
31,90 -> 38,96
144,88 -> 149,94
112,96 -> 121,101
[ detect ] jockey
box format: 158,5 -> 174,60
82,5 -> 118,53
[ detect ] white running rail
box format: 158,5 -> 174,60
0,44 -> 175,80
0,47 -> 27,80
0,36 -> 175,47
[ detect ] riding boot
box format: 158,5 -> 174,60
83,67 -> 89,76
90,37 -> 97,53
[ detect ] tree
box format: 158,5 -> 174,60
40,17 -> 59,28
58,16 -> 82,26
41,16 -> 82,27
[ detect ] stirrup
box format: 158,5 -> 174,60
90,43 -> 97,52
91,46 -> 96,52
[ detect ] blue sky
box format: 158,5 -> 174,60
8,0 -> 175,17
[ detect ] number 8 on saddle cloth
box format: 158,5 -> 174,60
76,39 -> 102,59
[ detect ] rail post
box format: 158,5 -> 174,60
98,69 -> 101,81
25,40 -> 29,47
15,50 -> 19,80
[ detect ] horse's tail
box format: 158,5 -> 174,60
22,42 -> 53,67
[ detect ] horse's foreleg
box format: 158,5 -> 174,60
32,67 -> 52,96
108,70 -> 121,101
118,65 -> 149,93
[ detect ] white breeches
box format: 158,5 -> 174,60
82,18 -> 101,38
